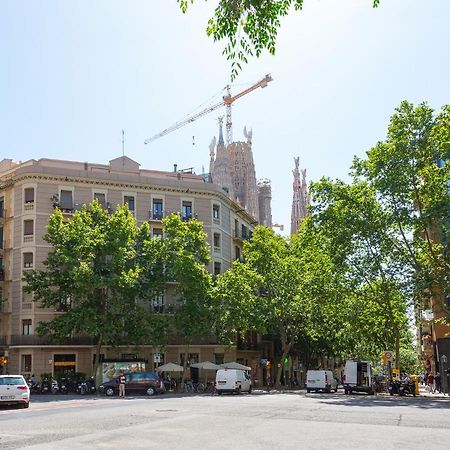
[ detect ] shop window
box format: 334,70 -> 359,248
53,354 -> 76,378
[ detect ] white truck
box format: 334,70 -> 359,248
306,370 -> 338,393
343,360 -> 374,395
215,369 -> 252,394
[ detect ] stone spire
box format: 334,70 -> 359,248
211,118 -> 233,197
290,157 -> 310,235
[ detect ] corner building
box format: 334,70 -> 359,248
0,156 -> 265,380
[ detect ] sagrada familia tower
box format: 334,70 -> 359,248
209,119 -> 272,227
290,157 -> 310,235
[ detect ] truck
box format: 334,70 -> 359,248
343,360 -> 374,395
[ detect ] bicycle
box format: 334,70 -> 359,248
184,380 -> 205,393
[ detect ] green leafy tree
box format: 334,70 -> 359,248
213,224 -> 339,386
352,101 -> 450,320
311,179 -> 411,369
178,0 -> 381,79
162,214 -> 213,384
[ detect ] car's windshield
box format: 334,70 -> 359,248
0,377 -> 24,385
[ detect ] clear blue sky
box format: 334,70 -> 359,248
1,0 -> 449,233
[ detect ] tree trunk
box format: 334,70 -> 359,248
276,341 -> 292,388
394,327 -> 401,371
92,335 -> 103,384
181,342 -> 190,392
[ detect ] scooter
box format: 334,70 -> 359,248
59,378 -> 69,394
388,379 -> 400,396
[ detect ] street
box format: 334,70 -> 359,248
1,391 -> 449,449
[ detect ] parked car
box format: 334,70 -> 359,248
343,360 -> 374,395
98,371 -> 165,396
306,370 -> 338,393
215,369 -> 252,394
0,375 -> 30,408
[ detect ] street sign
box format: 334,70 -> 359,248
153,353 -> 161,363
383,351 -> 393,362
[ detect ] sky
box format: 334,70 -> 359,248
1,0 -> 449,234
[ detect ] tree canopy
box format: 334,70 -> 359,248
178,0 -> 381,79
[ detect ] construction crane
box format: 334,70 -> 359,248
144,74 -> 273,145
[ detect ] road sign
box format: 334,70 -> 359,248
383,351 -> 393,362
153,353 -> 161,363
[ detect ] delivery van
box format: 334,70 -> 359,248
306,370 -> 338,393
343,360 -> 374,395
215,369 -> 252,394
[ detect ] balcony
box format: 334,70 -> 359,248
181,213 -> 197,222
9,335 -> 97,346
233,230 -> 250,242
23,201 -> 35,212
23,234 -> 34,244
149,210 -> 164,221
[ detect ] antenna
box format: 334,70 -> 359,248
122,130 -> 125,158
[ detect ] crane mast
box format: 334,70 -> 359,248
144,74 -> 273,145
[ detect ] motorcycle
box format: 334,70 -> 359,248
59,378 -> 69,394
399,380 -> 416,397
27,379 -> 41,395
77,377 -> 96,395
388,379 -> 400,396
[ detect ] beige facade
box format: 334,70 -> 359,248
0,156 -> 265,382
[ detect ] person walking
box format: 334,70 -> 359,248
118,371 -> 126,397
435,372 -> 442,394
427,373 -> 435,393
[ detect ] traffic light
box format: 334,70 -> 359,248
284,357 -> 289,365
0,356 -> 8,366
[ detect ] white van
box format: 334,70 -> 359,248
306,370 -> 338,393
215,369 -> 252,394
343,360 -> 374,395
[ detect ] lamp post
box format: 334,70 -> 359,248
441,355 -> 448,394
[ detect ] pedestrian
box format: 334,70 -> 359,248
118,370 -> 126,397
427,373 -> 435,393
435,372 -> 442,393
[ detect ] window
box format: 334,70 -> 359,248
22,319 -> 32,335
235,246 -> 241,261
23,252 -> 33,269
94,192 -> 107,209
153,294 -> 164,313
241,224 -> 248,240
124,195 -> 135,212
214,353 -> 224,365
153,228 -> 163,239
213,204 -> 220,221
23,220 -> 34,236
234,219 -> 239,236
60,190 -> 73,211
181,201 -> 192,220
0,198 -> 4,218
152,199 -> 163,220
213,233 -> 221,250
21,354 -> 32,373
0,227 -> 3,248
24,188 -> 35,204
214,261 -> 221,275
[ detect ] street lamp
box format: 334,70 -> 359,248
441,355 -> 448,394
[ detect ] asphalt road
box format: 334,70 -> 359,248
1,391 -> 449,449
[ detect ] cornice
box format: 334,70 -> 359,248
3,172 -> 257,225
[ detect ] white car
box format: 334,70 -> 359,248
0,375 -> 30,408
215,369 -> 252,394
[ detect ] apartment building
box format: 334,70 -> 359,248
0,156 -> 265,380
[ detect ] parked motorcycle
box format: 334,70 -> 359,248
388,379 -> 400,396
399,380 -> 416,397
77,377 -> 96,395
27,379 -> 41,395
59,378 -> 69,394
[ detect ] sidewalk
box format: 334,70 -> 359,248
419,385 -> 449,399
